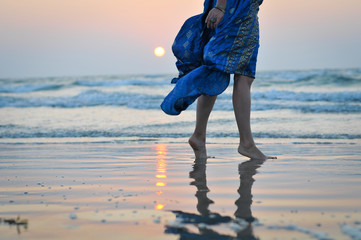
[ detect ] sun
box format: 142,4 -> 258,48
154,46 -> 165,57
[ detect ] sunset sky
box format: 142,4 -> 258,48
1,0 -> 360,78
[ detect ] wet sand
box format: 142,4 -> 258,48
1,140 -> 361,240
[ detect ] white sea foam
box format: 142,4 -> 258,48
0,84 -> 63,93
340,224 -> 361,240
268,224 -> 332,240
0,89 -> 360,113
1,68 -> 360,142
252,89 -> 361,102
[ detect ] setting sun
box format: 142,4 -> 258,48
154,47 -> 165,57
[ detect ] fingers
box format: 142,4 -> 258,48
206,18 -> 216,29
205,12 -> 210,26
205,13 -> 211,29
206,16 -> 218,29
205,14 -> 216,29
205,8 -> 224,29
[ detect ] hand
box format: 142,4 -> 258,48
205,8 -> 225,29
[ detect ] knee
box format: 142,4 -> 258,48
234,74 -> 254,86
234,74 -> 254,88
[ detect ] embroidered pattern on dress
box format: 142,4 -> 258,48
236,17 -> 259,74
224,0 -> 259,73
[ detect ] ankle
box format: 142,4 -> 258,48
189,135 -> 206,149
191,132 -> 206,142
239,140 -> 255,149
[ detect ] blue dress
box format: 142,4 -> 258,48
161,0 -> 263,115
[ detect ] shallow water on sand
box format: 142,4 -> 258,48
1,68 -> 361,144
1,141 -> 360,240
1,68 -> 361,239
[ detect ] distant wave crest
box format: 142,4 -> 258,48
1,124 -> 360,140
1,89 -> 360,113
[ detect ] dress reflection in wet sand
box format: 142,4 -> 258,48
165,158 -> 265,239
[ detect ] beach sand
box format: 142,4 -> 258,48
1,140 -> 361,240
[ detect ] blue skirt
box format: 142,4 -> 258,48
161,0 -> 262,115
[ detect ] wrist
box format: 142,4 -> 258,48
215,3 -> 226,11
214,5 -> 226,13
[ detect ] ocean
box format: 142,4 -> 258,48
1,68 -> 361,240
0,68 -> 361,144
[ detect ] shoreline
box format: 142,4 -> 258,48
1,136 -> 359,145
1,141 -> 360,239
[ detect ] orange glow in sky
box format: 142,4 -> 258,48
1,0 -> 360,77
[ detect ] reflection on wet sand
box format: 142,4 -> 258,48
0,216 -> 28,235
155,144 -> 168,210
165,158 -> 265,239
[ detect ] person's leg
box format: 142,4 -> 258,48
189,95 -> 217,159
233,74 -> 271,159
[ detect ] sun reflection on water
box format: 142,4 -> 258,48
155,144 -> 168,210
155,204 -> 165,210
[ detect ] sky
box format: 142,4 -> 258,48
0,0 -> 360,78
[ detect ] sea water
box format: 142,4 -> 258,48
0,68 -> 360,144
1,69 -> 361,240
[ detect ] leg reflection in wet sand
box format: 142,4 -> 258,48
189,158 -> 214,217
165,158 -> 265,239
235,158 -> 265,239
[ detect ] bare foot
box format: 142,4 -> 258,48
188,135 -> 207,159
238,144 -> 277,160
